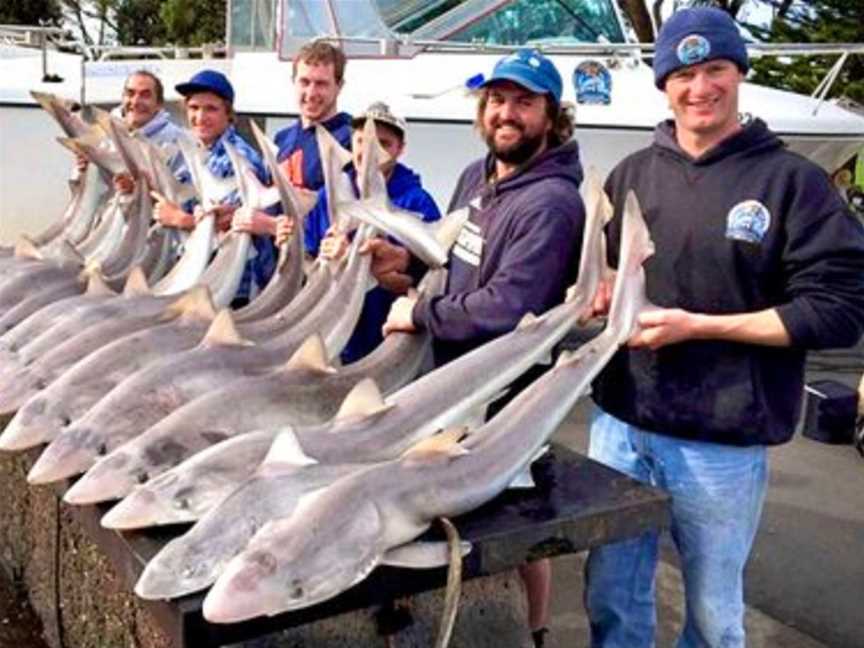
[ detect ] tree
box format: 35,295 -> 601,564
748,0 -> 864,104
159,0 -> 225,45
114,0 -> 167,45
0,0 -> 63,26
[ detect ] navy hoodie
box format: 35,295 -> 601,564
305,163 -> 440,363
593,118 -> 864,446
412,140 -> 585,367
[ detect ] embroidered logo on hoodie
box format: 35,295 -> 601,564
677,35 -> 711,66
726,200 -> 771,244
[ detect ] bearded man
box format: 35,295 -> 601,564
377,48 -> 586,648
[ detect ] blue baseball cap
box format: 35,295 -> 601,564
654,8 -> 748,90
175,69 -> 235,103
479,49 -> 563,104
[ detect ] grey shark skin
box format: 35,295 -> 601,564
0,276 -> 181,415
26,233 -> 375,484
134,457 -> 371,601
0,293 -> 221,452
201,190 -> 655,623
0,261 -> 332,454
71,268 -> 442,506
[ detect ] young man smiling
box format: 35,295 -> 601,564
584,9 -> 864,648
153,69 -> 274,305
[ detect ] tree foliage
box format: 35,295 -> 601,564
748,0 -> 864,104
159,0 -> 225,45
114,0 -> 168,45
0,0 -> 63,26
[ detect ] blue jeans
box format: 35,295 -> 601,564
584,408 -> 768,648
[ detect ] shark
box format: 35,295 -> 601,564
200,190 -> 655,623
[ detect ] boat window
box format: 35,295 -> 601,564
229,0 -> 277,50
397,0 -> 626,45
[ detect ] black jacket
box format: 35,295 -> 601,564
593,119 -> 864,446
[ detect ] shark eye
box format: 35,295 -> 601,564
60,415 -> 72,427
288,580 -> 304,600
97,442 -> 108,456
173,496 -> 189,510
136,471 -> 149,484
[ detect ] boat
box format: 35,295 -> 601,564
2,0 -> 863,243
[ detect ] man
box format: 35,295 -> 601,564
234,39 -> 352,246
281,102 -> 440,363
74,69 -> 184,194
380,49 -> 586,648
153,69 -> 273,305
584,9 -> 864,648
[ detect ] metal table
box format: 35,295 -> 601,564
70,444 -> 669,647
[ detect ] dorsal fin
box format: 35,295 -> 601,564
516,312 -> 539,330
334,378 -> 392,421
122,266 -> 151,297
401,426 -> 469,462
162,285 -> 217,322
433,206 -> 470,252
54,239 -> 84,268
261,428 -> 317,468
200,309 -> 252,347
14,236 -> 43,260
284,334 -> 334,373
84,267 -> 116,297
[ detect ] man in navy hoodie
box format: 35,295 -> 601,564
584,8 -> 864,648
380,49 -> 586,648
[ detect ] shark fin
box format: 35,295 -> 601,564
401,426 -> 470,462
55,240 -> 85,268
261,428 -> 317,468
284,334 -> 334,373
83,267 -> 116,296
334,378 -> 392,421
507,445 -> 550,489
517,312 -> 539,330
432,206 -> 470,253
122,266 -> 151,297
200,309 -> 253,347
381,540 -> 472,569
14,236 -> 43,260
162,285 -> 217,322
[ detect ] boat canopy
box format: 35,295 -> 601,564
227,0 -> 627,58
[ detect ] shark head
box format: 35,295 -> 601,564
26,425 -> 101,484
102,472 -> 201,530
135,530 -> 226,600
203,493 -> 387,622
64,451 -> 136,505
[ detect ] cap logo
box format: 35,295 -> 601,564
528,56 -> 541,68
726,200 -> 771,244
676,34 -> 711,66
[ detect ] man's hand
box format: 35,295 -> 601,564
151,191 -> 194,230
361,238 -> 413,293
585,273 -> 615,322
383,289 -> 419,335
113,172 -> 135,195
320,227 -> 350,261
232,207 -> 277,237
628,308 -> 699,350
275,216 -> 295,246
75,153 -> 89,174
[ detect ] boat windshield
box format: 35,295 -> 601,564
392,0 -> 626,44
267,0 -> 626,58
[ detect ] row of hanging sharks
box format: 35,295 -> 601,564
0,93 -> 655,623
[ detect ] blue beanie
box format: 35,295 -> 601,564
653,8 -> 748,89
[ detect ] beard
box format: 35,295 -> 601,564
485,124 -> 547,166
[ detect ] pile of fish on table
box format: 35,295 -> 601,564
0,93 -> 656,624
